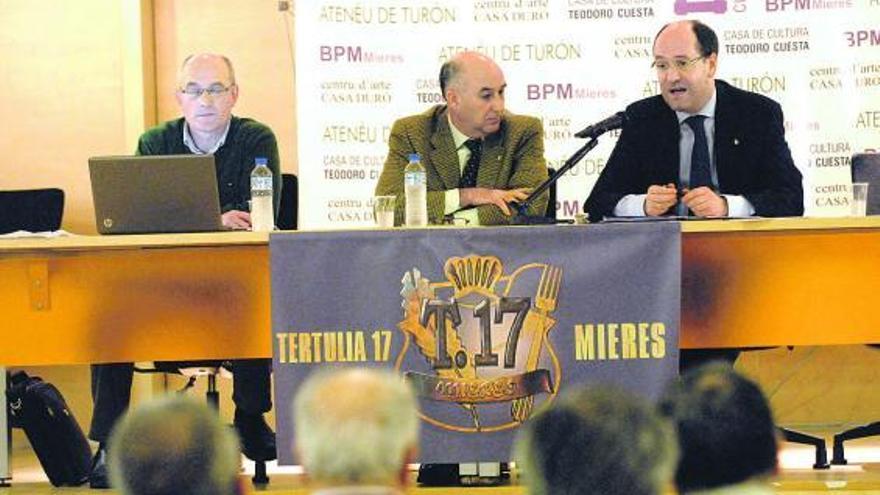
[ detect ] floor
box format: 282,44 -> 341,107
3,431 -> 880,494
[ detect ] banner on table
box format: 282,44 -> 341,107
271,223 -> 680,464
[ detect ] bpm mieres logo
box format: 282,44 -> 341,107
397,255 -> 561,432
674,0 -> 728,14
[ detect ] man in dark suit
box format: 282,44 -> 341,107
585,20 -> 803,223
376,51 -> 549,225
585,20 -> 804,370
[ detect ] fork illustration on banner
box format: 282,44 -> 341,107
511,264 -> 561,422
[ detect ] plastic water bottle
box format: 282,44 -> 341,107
250,157 -> 274,232
404,153 -> 427,226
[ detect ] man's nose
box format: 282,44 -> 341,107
197,92 -> 216,104
490,95 -> 504,113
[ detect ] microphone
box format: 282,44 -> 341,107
573,111 -> 627,139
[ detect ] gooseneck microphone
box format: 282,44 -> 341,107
573,111 -> 627,139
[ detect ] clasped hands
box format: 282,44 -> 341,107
644,183 -> 728,218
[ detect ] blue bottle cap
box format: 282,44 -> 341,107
255,157 -> 268,166
408,153 -> 420,162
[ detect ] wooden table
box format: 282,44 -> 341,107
2,218 -> 880,366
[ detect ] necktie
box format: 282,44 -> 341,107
684,115 -> 712,189
460,139 -> 482,188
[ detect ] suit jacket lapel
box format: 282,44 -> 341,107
658,105 -> 681,181
713,81 -> 735,185
429,111 -> 462,190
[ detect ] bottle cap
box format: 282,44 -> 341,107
255,157 -> 268,166
408,153 -> 421,162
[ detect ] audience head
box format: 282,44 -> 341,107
652,20 -> 718,114
108,394 -> 242,495
439,51 -> 506,139
659,362 -> 778,493
294,367 -> 419,489
515,385 -> 678,495
175,53 -> 239,136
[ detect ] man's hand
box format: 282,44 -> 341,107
222,210 -> 252,230
682,187 -> 728,217
644,183 -> 678,216
460,187 -> 531,216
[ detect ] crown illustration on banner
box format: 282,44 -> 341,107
444,255 -> 503,297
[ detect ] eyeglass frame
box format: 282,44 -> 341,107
177,83 -> 236,99
441,215 -> 471,226
650,56 -> 706,73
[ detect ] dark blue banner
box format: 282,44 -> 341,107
270,223 -> 680,464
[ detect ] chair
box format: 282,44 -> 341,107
832,389 -> 880,465
830,153 -> 880,464
133,361 -> 277,482
277,173 -> 298,230
0,188 -> 64,234
1,188 -> 65,485
851,153 -> 880,214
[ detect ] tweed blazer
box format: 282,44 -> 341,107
376,105 -> 549,225
584,80 -> 804,222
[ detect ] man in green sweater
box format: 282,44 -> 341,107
88,53 -> 279,489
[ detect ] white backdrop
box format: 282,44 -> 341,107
294,0 -> 880,229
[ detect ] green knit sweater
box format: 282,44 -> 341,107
136,116 -> 281,215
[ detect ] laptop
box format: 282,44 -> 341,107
851,152 -> 880,215
89,154 -> 223,234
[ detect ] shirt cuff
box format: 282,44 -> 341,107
444,189 -> 481,226
723,195 -> 756,217
613,194 -> 648,217
444,189 -> 460,215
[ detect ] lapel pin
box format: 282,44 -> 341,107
733,138 -> 740,146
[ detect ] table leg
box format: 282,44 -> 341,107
1,367 -> 11,485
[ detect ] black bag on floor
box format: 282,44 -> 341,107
6,371 -> 91,486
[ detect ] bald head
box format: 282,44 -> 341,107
439,51 -> 501,99
177,53 -> 236,88
439,51 -> 506,138
294,368 -> 419,488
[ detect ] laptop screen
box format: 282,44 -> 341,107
88,154 -> 223,234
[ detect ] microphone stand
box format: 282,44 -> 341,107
511,137 -> 600,225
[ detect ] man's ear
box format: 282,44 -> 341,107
229,84 -> 240,105
706,53 -> 718,78
446,87 -> 459,108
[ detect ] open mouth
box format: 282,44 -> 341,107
669,87 -> 687,96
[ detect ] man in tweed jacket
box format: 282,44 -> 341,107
376,51 -> 549,225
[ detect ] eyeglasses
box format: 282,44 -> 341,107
178,84 -> 235,99
651,56 -> 705,73
441,215 -> 471,226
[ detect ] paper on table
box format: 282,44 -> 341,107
0,230 -> 73,239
